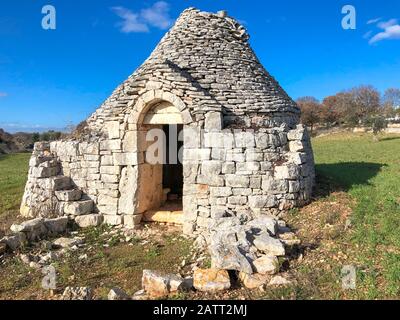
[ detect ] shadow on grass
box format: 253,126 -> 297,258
314,162 -> 386,198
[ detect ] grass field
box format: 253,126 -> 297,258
0,153 -> 30,237
0,133 -> 399,299
308,133 -> 400,299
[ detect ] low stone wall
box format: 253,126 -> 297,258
182,124 -> 315,234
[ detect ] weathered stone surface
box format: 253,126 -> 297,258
209,244 -> 253,274
44,217 -> 69,234
193,269 -> 231,292
61,287 -> 93,300
108,288 -> 131,300
10,218 -> 47,241
103,215 -> 123,226
239,272 -> 270,289
63,200 -> 93,216
247,216 -> 278,236
268,275 -> 293,287
0,233 -> 26,251
75,214 -> 103,228
55,190 -> 82,201
142,270 -> 173,298
53,237 -> 84,248
252,233 -> 285,256
252,255 -> 279,275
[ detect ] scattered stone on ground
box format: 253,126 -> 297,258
53,237 -> 84,249
252,255 -> 279,275
239,272 -> 271,289
108,288 -> 131,300
268,275 -> 293,287
142,269 -> 185,298
193,268 -> 231,292
61,287 -> 93,300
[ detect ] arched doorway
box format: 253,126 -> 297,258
136,100 -> 185,224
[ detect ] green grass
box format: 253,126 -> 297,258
0,153 -> 30,213
0,153 -> 30,235
312,133 -> 400,298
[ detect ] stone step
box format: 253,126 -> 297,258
55,189 -> 82,202
63,200 -> 94,216
49,176 -> 72,191
143,210 -> 183,225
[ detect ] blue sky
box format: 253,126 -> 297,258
1,0 -> 400,132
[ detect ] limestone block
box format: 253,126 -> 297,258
210,187 -> 232,197
261,178 -> 289,194
210,206 -> 227,219
123,215 -> 142,228
248,195 -> 277,208
75,214 -> 103,228
122,131 -> 137,152
225,175 -> 249,188
32,166 -> 58,178
252,232 -> 285,256
236,162 -> 260,173
209,244 -> 253,274
239,272 -> 270,289
228,196 -> 247,205
101,155 -> 114,166
204,132 -> 234,148
103,215 -> 123,226
183,127 -> 201,148
234,131 -> 255,148
193,269 -> 231,292
201,160 -> 222,175
222,162 -> 235,174
247,216 -> 278,236
183,149 -> 211,161
107,121 -> 120,139
100,166 -> 121,175
289,141 -> 304,152
113,152 -> 138,166
205,112 -> 223,132
11,218 -> 47,241
255,132 -> 270,149
98,195 -> 119,206
274,165 -> 300,180
100,139 -> 121,151
63,200 -> 93,216
118,166 -> 138,215
44,217 -> 69,234
101,174 -> 120,184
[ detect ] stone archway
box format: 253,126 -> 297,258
128,90 -> 192,225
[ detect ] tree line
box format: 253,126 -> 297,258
297,86 -> 400,136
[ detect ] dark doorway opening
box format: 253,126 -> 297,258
162,124 -> 183,201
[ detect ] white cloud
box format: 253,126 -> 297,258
111,6 -> 149,33
111,1 -> 173,34
363,31 -> 373,39
0,92 -> 7,97
140,1 -> 172,30
369,18 -> 400,44
367,17 -> 381,25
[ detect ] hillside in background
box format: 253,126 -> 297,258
0,129 -> 64,154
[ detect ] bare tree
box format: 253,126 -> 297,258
350,85 -> 381,124
296,97 -> 321,135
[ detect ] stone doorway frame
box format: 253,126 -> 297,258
125,90 -> 193,223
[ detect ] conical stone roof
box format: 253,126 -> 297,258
86,8 -> 299,132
